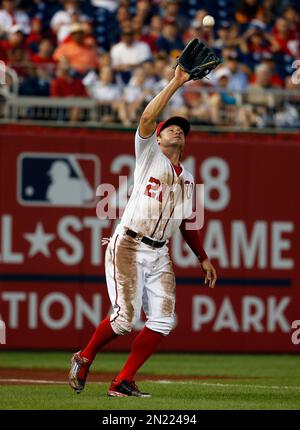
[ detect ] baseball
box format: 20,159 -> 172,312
202,15 -> 215,27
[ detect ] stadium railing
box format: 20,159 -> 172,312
0,86 -> 300,131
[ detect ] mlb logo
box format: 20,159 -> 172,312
17,153 -> 100,207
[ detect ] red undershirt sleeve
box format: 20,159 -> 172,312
179,217 -> 208,263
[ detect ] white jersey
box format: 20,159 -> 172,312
120,129 -> 194,241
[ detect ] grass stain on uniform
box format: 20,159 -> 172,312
161,262 -> 176,317
115,234 -> 139,326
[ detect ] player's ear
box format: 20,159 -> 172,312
157,135 -> 161,145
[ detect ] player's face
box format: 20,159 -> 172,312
158,125 -> 185,151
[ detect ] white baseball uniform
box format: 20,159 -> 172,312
105,129 -> 194,336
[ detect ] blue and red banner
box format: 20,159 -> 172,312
0,125 -> 299,352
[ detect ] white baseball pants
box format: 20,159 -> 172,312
105,225 -> 176,336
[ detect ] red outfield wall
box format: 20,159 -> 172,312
0,125 -> 299,352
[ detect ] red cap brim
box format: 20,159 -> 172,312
156,116 -> 190,136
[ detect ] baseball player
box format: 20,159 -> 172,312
69,62 -> 217,398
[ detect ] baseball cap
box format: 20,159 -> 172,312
215,67 -> 231,80
156,116 -> 190,136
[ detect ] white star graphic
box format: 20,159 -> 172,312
24,222 -> 55,258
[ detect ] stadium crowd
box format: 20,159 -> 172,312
0,0 -> 300,127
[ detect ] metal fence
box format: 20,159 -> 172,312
1,84 -> 300,130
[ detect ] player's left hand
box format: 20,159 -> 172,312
200,258 -> 217,288
174,65 -> 190,85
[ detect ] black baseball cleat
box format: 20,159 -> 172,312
68,351 -> 91,394
107,380 -> 151,398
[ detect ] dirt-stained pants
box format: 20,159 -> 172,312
105,225 -> 176,336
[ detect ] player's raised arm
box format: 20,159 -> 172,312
139,66 -> 190,138
139,38 -> 221,138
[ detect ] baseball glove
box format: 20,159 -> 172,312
177,38 -> 222,80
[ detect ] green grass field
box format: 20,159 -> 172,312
0,352 -> 299,410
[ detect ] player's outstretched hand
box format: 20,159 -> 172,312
174,65 -> 190,86
201,259 -> 217,288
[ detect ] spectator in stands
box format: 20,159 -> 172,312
133,14 -> 160,53
123,66 -> 153,124
156,16 -> 184,59
53,22 -> 98,75
209,68 -> 237,125
253,0 -> 279,31
83,65 -> 121,102
235,0 -> 260,25
135,14 -> 162,53
149,14 -> 163,38
141,59 -> 157,89
135,0 -> 153,26
223,52 -> 249,92
0,24 -> 34,82
98,51 -> 111,68
19,63 -> 51,97
271,18 -> 299,57
247,63 -> 281,101
282,5 -> 300,34
0,0 -> 30,36
110,23 -> 152,84
183,80 -> 212,125
239,26 -> 278,69
226,23 -> 242,49
8,46 -> 30,78
160,0 -> 189,32
51,57 -> 87,122
240,63 -> 283,127
116,4 -> 130,27
25,0 -> 60,32
83,65 -> 129,124
111,4 -> 131,44
91,0 -> 120,13
0,24 -> 26,63
213,21 -> 232,52
30,38 -> 56,77
80,20 -> 98,49
50,0 -> 91,44
51,57 -> 87,97
20,38 -> 56,97
152,52 -> 169,80
259,52 -> 284,87
153,65 -> 187,118
26,17 -> 43,54
274,75 -> 300,128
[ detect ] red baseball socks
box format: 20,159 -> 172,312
80,317 -> 118,362
114,326 -> 164,382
